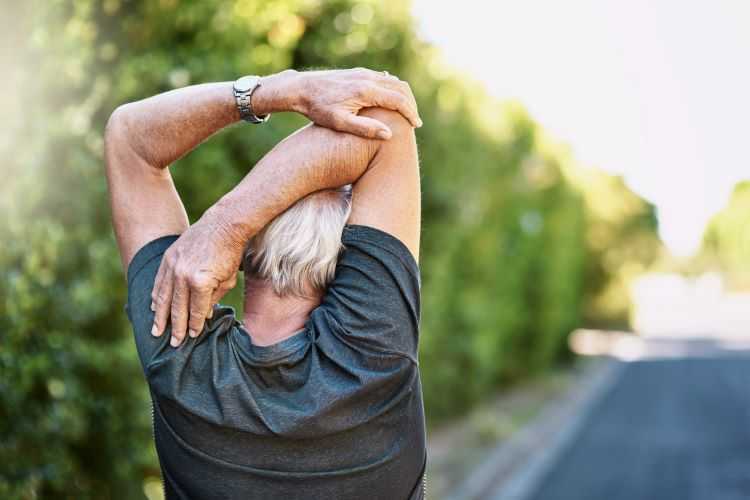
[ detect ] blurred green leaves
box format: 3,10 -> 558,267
702,181 -> 750,288
0,0 -> 659,497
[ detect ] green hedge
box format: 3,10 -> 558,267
0,1 -> 658,497
702,181 -> 750,288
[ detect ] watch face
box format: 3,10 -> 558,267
234,76 -> 257,93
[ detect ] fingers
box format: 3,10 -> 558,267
384,80 -> 422,127
187,285 -> 212,340
152,266 -> 175,337
367,87 -> 421,130
210,274 -> 237,306
206,275 -> 238,319
330,78 -> 420,139
204,288 -> 225,321
350,68 -> 422,128
305,68 -> 422,139
335,112 -> 393,140
185,274 -> 236,340
395,88 -> 422,127
369,73 -> 422,128
152,266 -> 237,347
151,260 -> 168,309
169,277 -> 190,347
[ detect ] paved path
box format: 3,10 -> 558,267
525,340 -> 750,500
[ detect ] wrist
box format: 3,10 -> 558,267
202,198 -> 255,254
251,69 -> 304,116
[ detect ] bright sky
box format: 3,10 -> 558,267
412,0 -> 750,256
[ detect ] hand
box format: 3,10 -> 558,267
151,214 -> 242,347
262,68 -> 422,140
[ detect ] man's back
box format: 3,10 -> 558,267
126,226 -> 426,499
106,69 -> 424,498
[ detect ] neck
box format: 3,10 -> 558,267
243,277 -> 322,347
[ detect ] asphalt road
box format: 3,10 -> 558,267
527,342 -> 750,500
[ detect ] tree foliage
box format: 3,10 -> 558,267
701,181 -> 750,289
0,0 -> 659,497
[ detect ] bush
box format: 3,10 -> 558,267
0,0 -> 658,496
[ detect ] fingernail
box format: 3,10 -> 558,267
150,302 -> 156,311
188,329 -> 197,338
377,129 -> 391,140
151,324 -> 160,337
170,336 -> 180,347
416,118 -> 423,127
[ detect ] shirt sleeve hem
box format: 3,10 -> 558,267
342,225 -> 420,278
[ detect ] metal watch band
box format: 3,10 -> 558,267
233,76 -> 269,124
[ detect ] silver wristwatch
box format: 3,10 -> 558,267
233,75 -> 269,124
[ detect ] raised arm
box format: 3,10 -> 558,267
105,81 -> 236,269
106,68 -> 421,343
106,69 -> 421,345
105,68 -> 421,268
149,106 -> 420,347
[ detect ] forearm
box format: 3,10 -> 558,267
202,122 -> 381,249
143,68 -> 423,344
107,71 -> 299,169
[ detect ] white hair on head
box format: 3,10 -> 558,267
244,185 -> 353,297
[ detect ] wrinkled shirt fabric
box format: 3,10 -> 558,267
126,225 -> 427,499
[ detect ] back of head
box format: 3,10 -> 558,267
243,185 -> 352,297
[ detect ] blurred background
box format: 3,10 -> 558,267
1,0 -> 748,499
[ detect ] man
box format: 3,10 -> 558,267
105,67 -> 425,499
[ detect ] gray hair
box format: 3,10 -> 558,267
243,185 -> 353,297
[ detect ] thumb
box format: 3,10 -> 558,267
335,112 -> 392,140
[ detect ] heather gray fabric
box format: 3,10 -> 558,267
125,225 -> 427,499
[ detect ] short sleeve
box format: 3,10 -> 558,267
125,235 -> 180,371
320,224 -> 421,359
125,235 -> 316,434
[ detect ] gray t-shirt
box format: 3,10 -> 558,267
126,225 -> 427,499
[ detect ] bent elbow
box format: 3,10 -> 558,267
104,103 -> 160,174
103,105 -> 134,178
104,104 -> 133,147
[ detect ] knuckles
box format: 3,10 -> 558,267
353,83 -> 370,99
174,267 -> 191,282
189,274 -> 214,290
173,268 -> 217,291
360,107 -> 413,136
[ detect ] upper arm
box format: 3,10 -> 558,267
346,108 -> 421,262
105,106 -> 189,271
